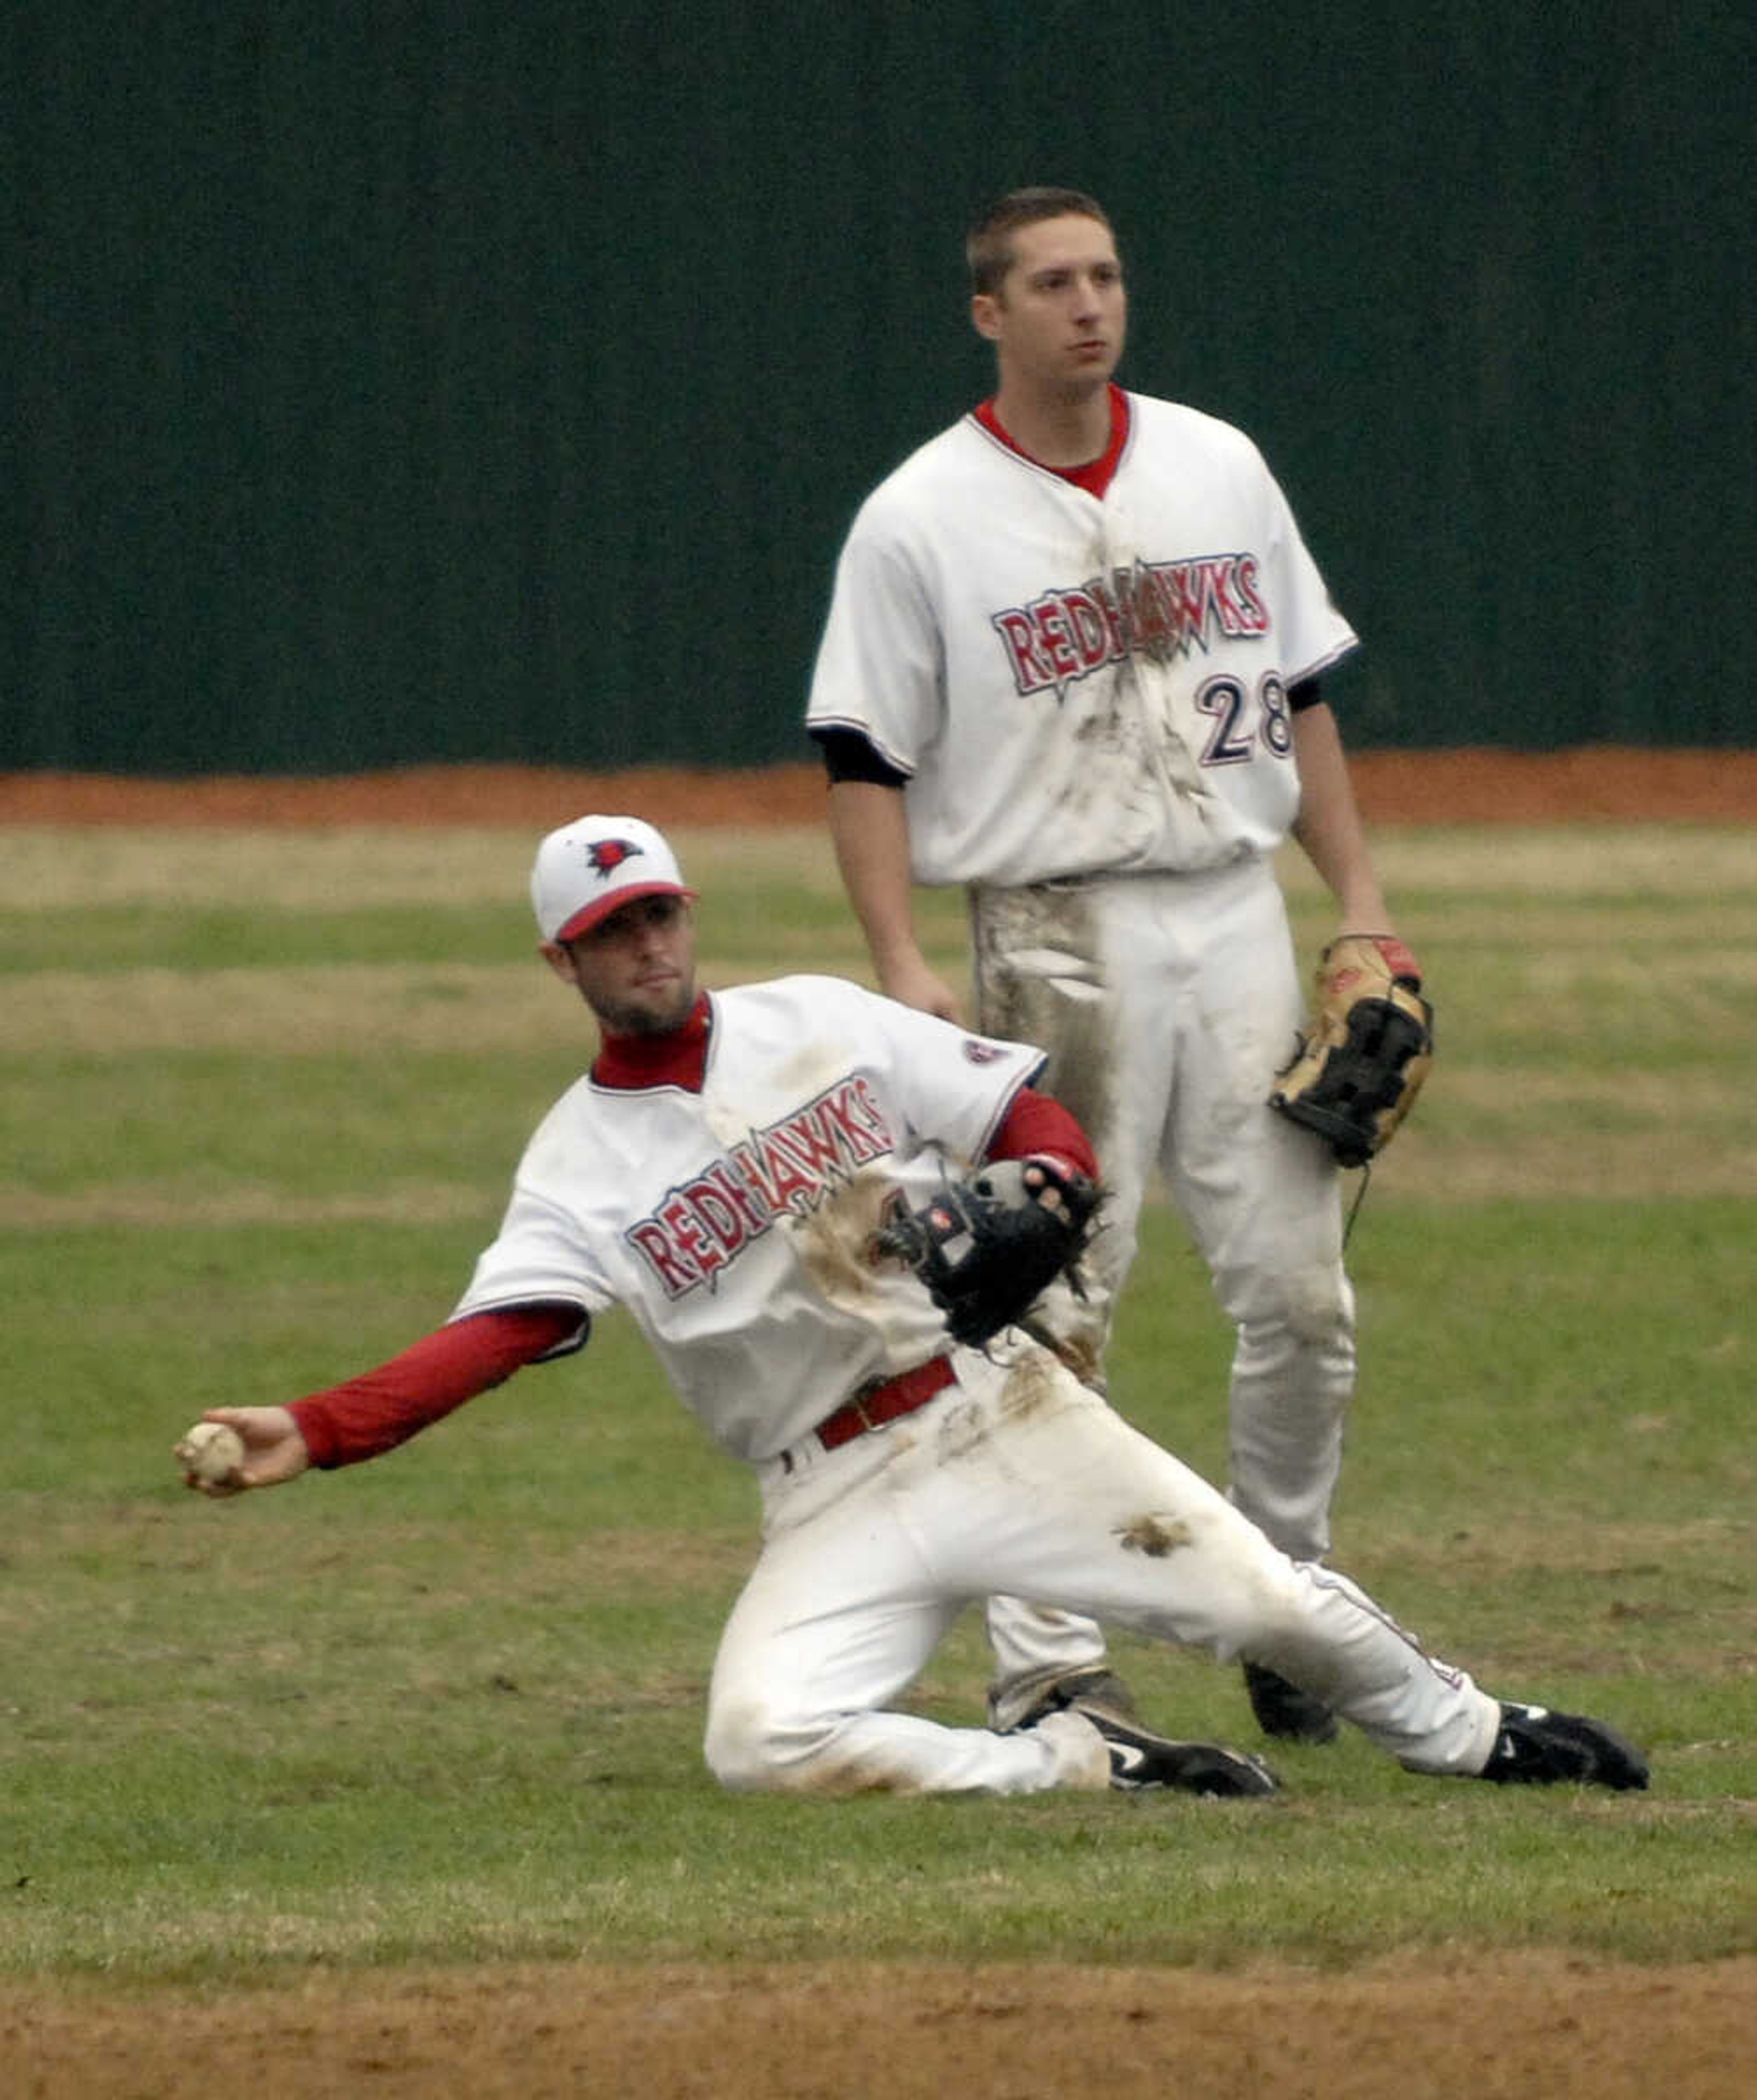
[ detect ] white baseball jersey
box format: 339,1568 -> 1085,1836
450,975 -> 1043,1463
807,391 -> 1358,888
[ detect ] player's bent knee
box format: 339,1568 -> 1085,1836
1226,1260 -> 1352,1346
703,1696 -> 786,1792
1285,1262 -> 1352,1344
704,1697 -> 853,1795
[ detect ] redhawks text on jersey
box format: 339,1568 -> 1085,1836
992,551 -> 1271,700
626,1074 -> 893,1298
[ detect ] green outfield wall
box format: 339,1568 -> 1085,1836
8,2 -> 1751,774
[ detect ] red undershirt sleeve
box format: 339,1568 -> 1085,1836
983,1085 -> 1100,1183
287,1303 -> 583,1470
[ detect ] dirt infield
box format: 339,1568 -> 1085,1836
10,1954 -> 1755,2099
3,746 -> 1754,828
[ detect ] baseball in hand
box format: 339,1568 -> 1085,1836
176,1421 -> 246,1486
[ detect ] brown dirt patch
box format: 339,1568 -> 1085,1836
9,1955 -> 1753,2099
2,747 -> 1753,828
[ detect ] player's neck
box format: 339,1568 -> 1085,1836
988,380 -> 1115,468
593,990 -> 712,1091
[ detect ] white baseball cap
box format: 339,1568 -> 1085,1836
529,814 -> 696,944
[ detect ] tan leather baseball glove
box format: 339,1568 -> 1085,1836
1269,934 -> 1434,1168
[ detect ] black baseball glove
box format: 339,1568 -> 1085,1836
871,1157 -> 1101,1349
1269,933 -> 1435,1169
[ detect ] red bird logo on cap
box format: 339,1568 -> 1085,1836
587,839 -> 645,881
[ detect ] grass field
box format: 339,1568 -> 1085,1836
1,818 -> 1752,2091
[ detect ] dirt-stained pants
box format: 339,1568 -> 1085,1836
967,853 -> 1351,1725
705,1344 -> 1493,1796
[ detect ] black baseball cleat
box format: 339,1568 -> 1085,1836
1243,1660 -> 1339,1745
1084,1705 -> 1280,1798
1479,1702 -> 1649,1791
1005,1672 -> 1277,1796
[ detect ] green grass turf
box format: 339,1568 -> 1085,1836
0,822 -> 1750,1980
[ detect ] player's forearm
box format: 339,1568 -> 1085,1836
826,781 -> 932,975
289,1305 -> 580,1469
1290,703 -> 1392,931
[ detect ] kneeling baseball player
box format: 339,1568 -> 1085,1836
177,815 -> 1647,1800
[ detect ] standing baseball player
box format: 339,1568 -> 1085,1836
807,186 -> 1418,1746
178,814 -> 1647,1803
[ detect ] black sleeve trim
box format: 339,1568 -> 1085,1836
1289,675 -> 1324,713
447,1299 -> 592,1364
810,725 -> 911,788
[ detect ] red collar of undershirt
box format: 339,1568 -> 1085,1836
973,383 -> 1129,498
592,991 -> 712,1092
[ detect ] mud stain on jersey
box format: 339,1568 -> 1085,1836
1115,1513 -> 1195,1558
769,1037 -> 859,1103
1067,657 -> 1196,842
787,1167 -> 896,1318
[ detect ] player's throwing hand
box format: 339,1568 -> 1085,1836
175,1407 -> 311,1496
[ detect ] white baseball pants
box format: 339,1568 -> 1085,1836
703,1348 -> 1497,1797
969,853 -> 1353,1717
